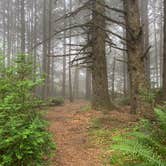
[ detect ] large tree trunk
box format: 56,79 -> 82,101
163,0 -> 166,99
124,0 -> 152,114
91,0 -> 112,110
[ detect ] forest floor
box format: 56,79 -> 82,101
46,100 -> 139,166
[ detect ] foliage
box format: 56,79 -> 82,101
110,108 -> 166,166
89,129 -> 112,145
80,105 -> 92,112
47,97 -> 64,106
139,89 -> 156,104
0,54 -> 55,166
90,118 -> 102,129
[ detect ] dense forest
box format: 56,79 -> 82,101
0,0 -> 166,165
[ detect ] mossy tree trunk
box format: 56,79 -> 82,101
91,0 -> 112,110
124,0 -> 152,114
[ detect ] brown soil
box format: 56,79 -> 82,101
46,101 -> 103,166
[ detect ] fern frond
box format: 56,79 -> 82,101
127,132 -> 166,155
155,108 -> 166,133
112,140 -> 165,166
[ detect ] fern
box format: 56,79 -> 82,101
110,108 -> 166,166
155,108 -> 166,133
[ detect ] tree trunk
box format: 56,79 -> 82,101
124,0 -> 152,114
140,0 -> 150,82
112,57 -> 116,98
85,68 -> 92,100
73,67 -> 79,99
68,0 -> 73,102
91,0 -> 112,110
20,0 -> 26,54
62,0 -> 67,98
42,0 -> 49,98
163,0 -> 166,99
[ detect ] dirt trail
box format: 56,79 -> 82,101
46,101 -> 103,166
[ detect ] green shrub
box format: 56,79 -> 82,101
0,54 -> 55,166
110,108 -> 166,166
48,97 -> 64,106
0,115 -> 54,166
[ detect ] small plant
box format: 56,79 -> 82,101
110,108 -> 166,166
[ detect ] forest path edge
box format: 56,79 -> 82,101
46,101 -> 103,166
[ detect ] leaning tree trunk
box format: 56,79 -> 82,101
91,0 -> 112,110
124,0 -> 152,114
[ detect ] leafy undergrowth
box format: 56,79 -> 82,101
88,107 -> 139,165
89,106 -> 166,166
110,108 -> 166,166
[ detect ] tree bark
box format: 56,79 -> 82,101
163,0 -> 166,99
62,0 -> 67,98
68,0 -> 73,102
20,0 -> 26,54
124,0 -> 152,114
85,68 -> 92,100
91,0 -> 112,110
140,0 -> 150,82
42,0 -> 49,98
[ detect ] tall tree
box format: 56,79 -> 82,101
68,0 -> 73,102
91,0 -> 112,110
20,0 -> 26,54
140,0 -> 150,81
163,0 -> 166,99
62,0 -> 67,98
85,68 -> 92,100
124,0 -> 152,114
42,0 -> 49,98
